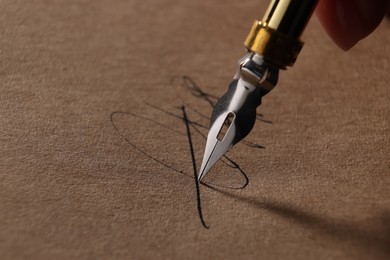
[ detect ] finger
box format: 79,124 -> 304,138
316,0 -> 389,50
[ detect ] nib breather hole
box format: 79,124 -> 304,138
217,112 -> 235,141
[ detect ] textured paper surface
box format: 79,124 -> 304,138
1,0 -> 389,259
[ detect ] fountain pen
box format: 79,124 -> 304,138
198,0 -> 319,181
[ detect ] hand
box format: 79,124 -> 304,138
316,0 -> 389,50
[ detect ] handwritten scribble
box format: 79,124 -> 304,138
110,75 -> 270,228
174,75 -> 273,125
173,76 -> 268,149
110,110 -> 248,189
110,111 -> 187,177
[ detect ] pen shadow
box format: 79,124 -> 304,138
205,184 -> 390,258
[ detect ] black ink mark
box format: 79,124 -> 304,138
110,75 -> 272,229
174,75 -> 273,125
174,75 -> 270,148
110,110 -> 249,189
256,114 -> 273,124
172,75 -> 218,108
241,140 -> 265,149
143,102 -> 250,189
110,108 -> 243,230
181,106 -> 209,229
145,102 -> 207,130
110,111 -> 187,177
222,157 -> 249,188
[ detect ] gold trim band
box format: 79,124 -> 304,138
244,20 -> 304,69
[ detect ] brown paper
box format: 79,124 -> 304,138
1,0 -> 389,259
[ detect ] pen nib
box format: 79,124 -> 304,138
198,53 -> 278,181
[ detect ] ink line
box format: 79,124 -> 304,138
181,105 -> 209,229
110,111 -> 187,177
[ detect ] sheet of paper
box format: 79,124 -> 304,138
1,0 -> 389,259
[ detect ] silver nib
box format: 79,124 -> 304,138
198,53 -> 279,181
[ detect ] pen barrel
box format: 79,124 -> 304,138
262,0 -> 318,38
245,0 -> 319,69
